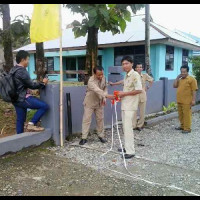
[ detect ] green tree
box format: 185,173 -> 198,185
10,15 -> 30,48
0,9 -> 45,81
64,4 -> 145,80
189,56 -> 200,85
0,4 -> 13,72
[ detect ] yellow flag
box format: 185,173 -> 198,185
30,4 -> 61,43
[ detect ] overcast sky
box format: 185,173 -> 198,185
0,4 -> 200,37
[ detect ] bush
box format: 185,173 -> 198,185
189,56 -> 200,84
162,102 -> 177,114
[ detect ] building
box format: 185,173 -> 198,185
174,30 -> 200,57
14,15 -> 200,81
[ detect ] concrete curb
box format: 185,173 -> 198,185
146,104 -> 200,127
0,128 -> 53,157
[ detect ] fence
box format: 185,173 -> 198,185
40,78 -> 200,145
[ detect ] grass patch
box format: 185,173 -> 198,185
27,109 -> 37,122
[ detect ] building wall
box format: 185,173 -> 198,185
27,45 -> 195,82
153,45 -> 194,81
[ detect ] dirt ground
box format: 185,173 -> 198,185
0,141 -> 194,196
0,99 -> 16,138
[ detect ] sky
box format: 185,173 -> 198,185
0,4 -> 200,37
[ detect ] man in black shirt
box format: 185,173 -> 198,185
12,50 -> 49,134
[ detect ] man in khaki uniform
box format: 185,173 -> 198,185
80,66 -> 114,145
173,65 -> 198,134
133,63 -> 154,131
117,56 -> 142,159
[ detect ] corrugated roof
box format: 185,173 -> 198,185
14,15 -> 200,52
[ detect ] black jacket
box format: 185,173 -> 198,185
11,65 -> 45,102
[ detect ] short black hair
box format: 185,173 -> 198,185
16,50 -> 30,64
93,66 -> 104,74
121,56 -> 133,64
134,62 -> 143,70
180,65 -> 189,72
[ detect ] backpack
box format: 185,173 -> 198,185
0,68 -> 21,103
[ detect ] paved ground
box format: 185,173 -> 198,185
0,112 -> 200,196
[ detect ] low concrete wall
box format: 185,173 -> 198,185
0,129 -> 52,156
40,78 -> 200,145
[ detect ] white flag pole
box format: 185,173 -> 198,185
59,4 -> 64,147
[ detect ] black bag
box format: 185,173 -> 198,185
0,68 -> 20,103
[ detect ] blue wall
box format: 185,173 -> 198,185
27,45 -> 194,81
102,48 -> 115,78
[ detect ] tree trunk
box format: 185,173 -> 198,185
2,4 -> 13,72
35,42 -> 46,82
84,26 -> 98,85
145,4 -> 153,77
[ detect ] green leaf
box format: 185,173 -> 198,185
123,10 -> 131,22
108,4 -> 116,8
99,7 -> 109,19
88,17 -> 96,27
72,20 -> 81,27
88,9 -> 97,18
118,18 -> 126,33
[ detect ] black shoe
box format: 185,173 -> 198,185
79,139 -> 87,145
118,148 -> 126,153
175,127 -> 183,130
122,154 -> 135,159
182,130 -> 191,134
136,127 -> 142,131
99,137 -> 107,143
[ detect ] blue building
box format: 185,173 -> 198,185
14,15 -> 200,81
174,30 -> 200,57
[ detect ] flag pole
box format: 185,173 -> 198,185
59,4 -> 64,147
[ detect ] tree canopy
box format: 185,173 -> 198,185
64,4 -> 145,38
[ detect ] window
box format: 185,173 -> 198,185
165,46 -> 174,71
66,57 -> 76,79
182,49 -> 189,66
114,45 -> 145,70
46,57 -> 54,71
34,55 -> 54,72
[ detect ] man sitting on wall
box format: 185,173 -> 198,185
11,50 -> 49,134
173,65 -> 198,134
79,66 -> 115,145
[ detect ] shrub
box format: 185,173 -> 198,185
189,56 -> 200,85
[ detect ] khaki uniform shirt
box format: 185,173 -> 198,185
177,76 -> 198,105
139,73 -> 154,102
121,69 -> 142,111
83,75 -> 108,108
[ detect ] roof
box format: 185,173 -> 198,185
14,15 -> 200,53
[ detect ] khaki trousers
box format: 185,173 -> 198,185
82,106 -> 105,139
133,101 -> 146,128
122,110 -> 136,155
177,103 -> 192,131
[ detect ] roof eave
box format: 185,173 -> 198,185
166,38 -> 200,51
